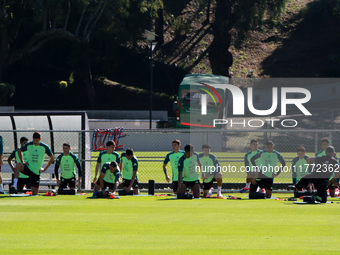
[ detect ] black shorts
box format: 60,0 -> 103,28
22,165 -> 40,188
182,180 -> 200,189
122,178 -> 139,189
250,178 -> 273,191
96,178 -> 115,190
203,178 -> 217,190
172,181 -> 178,193
60,177 -> 76,189
17,178 -> 32,190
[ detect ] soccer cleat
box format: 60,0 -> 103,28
217,191 -> 223,197
208,188 -> 214,197
240,187 -> 250,193
9,186 -> 17,194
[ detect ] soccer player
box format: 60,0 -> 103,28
94,161 -> 121,195
119,148 -> 139,195
198,144 -> 223,197
291,146 -> 310,190
240,139 -> 262,193
0,134 -> 3,193
163,139 -> 185,194
12,132 -> 54,195
93,140 -> 120,183
54,143 -> 82,190
316,137 -> 339,197
250,141 -> 286,198
8,137 -> 31,190
294,146 -> 338,203
178,144 -> 202,198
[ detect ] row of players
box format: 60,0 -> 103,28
0,133 -> 339,200
0,132 -> 139,195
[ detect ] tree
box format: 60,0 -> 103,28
209,0 -> 287,77
0,0 -> 163,108
0,0 -> 114,107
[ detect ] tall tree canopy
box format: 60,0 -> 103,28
0,0 -> 162,107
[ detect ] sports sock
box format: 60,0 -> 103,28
245,183 -> 250,189
217,186 -> 221,192
208,188 -> 213,196
0,184 -> 3,191
13,178 -> 18,188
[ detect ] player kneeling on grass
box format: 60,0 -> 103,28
178,144 -> 202,198
240,139 -> 262,193
250,141 -> 286,199
316,138 -> 339,197
163,139 -> 185,194
291,146 -> 338,203
8,137 -> 31,191
119,148 -> 139,195
12,132 -> 54,195
94,161 -> 121,196
291,146 -> 310,191
55,143 -> 82,190
199,144 -> 223,197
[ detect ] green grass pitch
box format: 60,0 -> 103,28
1,193 -> 340,254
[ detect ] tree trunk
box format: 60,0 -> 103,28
208,0 -> 233,77
155,8 -> 164,45
81,45 -> 96,109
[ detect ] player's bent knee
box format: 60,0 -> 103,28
216,172 -> 223,179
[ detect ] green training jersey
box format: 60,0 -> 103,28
20,141 -> 53,175
56,152 -> 80,179
121,152 -> 138,181
316,150 -> 338,159
198,153 -> 220,183
178,152 -> 201,182
0,135 -> 3,155
101,163 -> 121,184
251,150 -> 285,178
244,149 -> 262,170
97,150 -> 120,167
291,155 -> 310,183
163,150 -> 185,182
9,149 -> 29,178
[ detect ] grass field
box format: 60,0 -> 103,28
90,151 -> 311,183
1,192 -> 340,254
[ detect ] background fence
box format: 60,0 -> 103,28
1,129 -> 340,190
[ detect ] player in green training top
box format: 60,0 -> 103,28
12,132 -> 54,195
54,143 -> 82,190
93,140 -> 120,183
8,137 -> 31,190
250,141 -> 286,198
240,139 -> 262,193
316,137 -> 339,197
94,161 -> 121,195
0,135 -> 4,193
178,144 -> 202,198
119,148 -> 139,195
291,146 -> 310,190
199,144 -> 223,197
163,139 -> 185,194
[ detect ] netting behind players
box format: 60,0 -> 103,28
1,129 -> 339,190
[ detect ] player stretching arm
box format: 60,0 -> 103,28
12,132 -> 54,195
